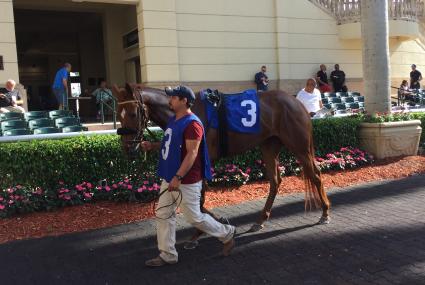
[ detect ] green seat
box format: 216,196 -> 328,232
33,127 -> 61,135
1,119 -> 27,132
346,102 -> 360,109
323,103 -> 332,110
336,92 -> 349,97
356,96 -> 365,102
49,110 -> 73,120
0,112 -> 24,122
24,111 -> 47,121
62,125 -> 88,133
3,128 -> 31,136
342,96 -> 355,103
349,92 -> 361,97
329,97 -> 342,104
55,117 -> 80,129
332,103 -> 347,110
28,118 -> 53,130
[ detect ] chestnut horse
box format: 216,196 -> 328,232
112,84 -> 330,232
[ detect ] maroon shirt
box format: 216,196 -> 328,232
181,121 -> 203,184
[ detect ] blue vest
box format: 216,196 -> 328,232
158,114 -> 212,183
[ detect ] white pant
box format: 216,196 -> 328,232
156,180 -> 235,263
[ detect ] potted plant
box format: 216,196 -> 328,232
358,112 -> 422,159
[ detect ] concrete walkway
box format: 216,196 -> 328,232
1,175 -> 424,285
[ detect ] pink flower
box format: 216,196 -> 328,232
96,186 -> 102,191
148,187 -> 153,191
64,195 -> 71,200
124,179 -> 130,183
137,188 -> 144,193
16,185 -> 22,189
8,200 -> 14,205
59,181 -> 64,185
245,167 -> 251,174
0,205 -> 5,210
0,197 -> 3,201
7,188 -> 14,194
75,185 -> 84,191
118,182 -> 124,185
105,186 -> 111,192
112,184 -> 118,189
86,183 -> 93,189
83,192 -> 93,199
143,180 -> 149,185
127,185 -> 133,190
35,187 -> 43,195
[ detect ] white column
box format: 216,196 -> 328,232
361,0 -> 391,113
136,0 -> 180,83
0,0 -> 19,84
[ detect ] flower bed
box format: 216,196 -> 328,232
0,147 -> 373,218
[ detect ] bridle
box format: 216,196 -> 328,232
116,88 -> 152,151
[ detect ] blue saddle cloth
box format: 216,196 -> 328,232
200,89 -> 260,134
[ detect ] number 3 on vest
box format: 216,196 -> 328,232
162,128 -> 173,160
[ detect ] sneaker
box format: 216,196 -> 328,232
145,256 -> 177,267
222,227 -> 236,256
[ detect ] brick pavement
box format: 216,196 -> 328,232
0,175 -> 424,285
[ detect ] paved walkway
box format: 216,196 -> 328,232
1,175 -> 425,285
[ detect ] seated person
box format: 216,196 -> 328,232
316,64 -> 331,93
0,79 -> 25,113
296,78 -> 323,117
91,80 -> 113,119
398,80 -> 414,104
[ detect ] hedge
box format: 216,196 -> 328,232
0,116 -> 364,190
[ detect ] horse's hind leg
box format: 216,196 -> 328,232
296,151 -> 331,224
251,137 -> 282,232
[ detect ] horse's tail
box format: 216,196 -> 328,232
302,121 -> 328,211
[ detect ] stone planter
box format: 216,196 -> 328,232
358,120 -> 422,159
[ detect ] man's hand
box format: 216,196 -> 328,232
168,176 -> 181,192
140,141 -> 154,152
0,93 -> 5,98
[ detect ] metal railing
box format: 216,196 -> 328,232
309,0 -> 424,24
99,97 -> 117,129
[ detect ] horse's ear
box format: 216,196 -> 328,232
125,83 -> 134,96
112,84 -> 123,101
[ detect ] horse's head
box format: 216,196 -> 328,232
112,83 -> 148,158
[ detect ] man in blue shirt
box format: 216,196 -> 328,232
141,85 -> 236,267
52,63 -> 71,110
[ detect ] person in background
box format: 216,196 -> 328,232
410,64 -> 422,90
255,65 -> 269,92
92,80 -> 113,120
330,64 -> 346,92
399,79 -> 414,105
0,79 -> 25,113
52,63 -> 71,110
316,64 -> 331,93
296,78 -> 323,117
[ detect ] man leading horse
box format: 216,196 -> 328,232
140,85 -> 236,267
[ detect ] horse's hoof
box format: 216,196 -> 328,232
183,240 -> 199,250
248,223 -> 264,232
317,216 -> 330,225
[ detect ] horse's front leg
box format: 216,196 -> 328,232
250,141 -> 282,232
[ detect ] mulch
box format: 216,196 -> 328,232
1,155 -> 424,244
